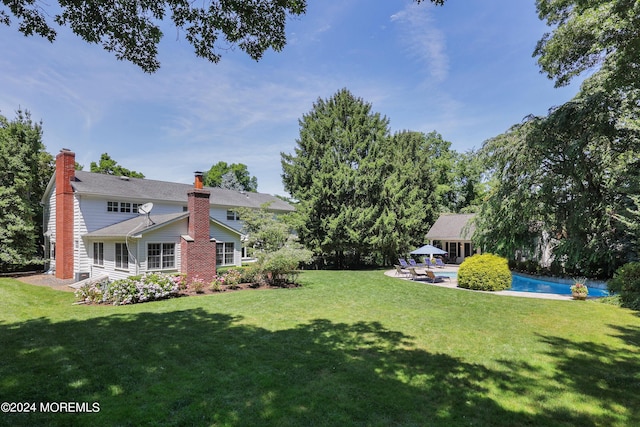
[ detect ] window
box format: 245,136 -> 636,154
448,242 -> 458,259
107,201 -> 140,213
226,210 -> 240,221
115,243 -> 129,269
216,242 -> 235,265
148,243 -> 175,270
93,242 -> 104,266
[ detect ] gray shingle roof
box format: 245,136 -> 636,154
83,211 -> 243,238
426,213 -> 476,241
71,171 -> 294,212
83,212 -> 189,238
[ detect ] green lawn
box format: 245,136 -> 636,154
1,270 -> 639,426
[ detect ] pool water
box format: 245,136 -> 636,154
510,274 -> 609,297
439,271 -> 610,297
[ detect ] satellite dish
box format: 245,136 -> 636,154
138,202 -> 153,215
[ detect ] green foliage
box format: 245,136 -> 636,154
535,0 -> 640,95
255,245 -> 313,286
211,269 -> 243,290
204,161 -> 258,192
238,203 -> 291,255
282,89 -> 454,267
90,153 -> 145,178
457,253 -> 512,291
0,109 -> 53,272
608,262 -> 640,310
475,75 -> 640,278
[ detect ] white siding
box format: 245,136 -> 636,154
75,195 -> 88,277
136,220 -> 187,274
211,223 -> 242,266
210,207 -> 245,232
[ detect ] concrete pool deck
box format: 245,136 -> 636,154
386,265 -> 588,301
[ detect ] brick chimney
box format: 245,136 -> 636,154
181,172 -> 216,285
55,149 -> 75,279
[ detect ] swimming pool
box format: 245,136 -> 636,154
510,274 -> 609,297
438,271 -> 610,297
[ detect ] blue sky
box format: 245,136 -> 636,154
1,0 -> 585,196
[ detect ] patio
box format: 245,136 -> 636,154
386,264 -> 574,300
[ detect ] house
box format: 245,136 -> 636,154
425,213 -> 478,263
42,149 -> 294,284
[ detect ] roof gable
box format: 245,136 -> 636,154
426,213 -> 476,241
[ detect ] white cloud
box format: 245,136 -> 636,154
391,3 -> 449,83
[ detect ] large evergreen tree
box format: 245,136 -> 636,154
282,89 -> 449,267
281,89 -> 391,267
0,110 -> 54,271
369,131 -> 439,264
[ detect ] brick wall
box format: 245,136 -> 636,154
181,185 -> 216,284
55,149 -> 75,279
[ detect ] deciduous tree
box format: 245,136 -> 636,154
1,0 -> 445,73
535,0 -> 640,95
476,73 -> 640,278
90,153 -> 145,178
204,161 -> 258,192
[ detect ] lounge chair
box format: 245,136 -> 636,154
408,267 -> 429,281
426,270 -> 450,283
435,258 -> 446,268
394,265 -> 409,278
424,258 -> 435,269
408,258 -> 425,268
398,258 -> 410,269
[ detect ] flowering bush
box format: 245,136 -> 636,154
224,269 -> 242,289
74,273 -> 182,305
211,269 -> 243,290
571,281 -> 589,296
189,275 -> 206,293
74,278 -> 110,304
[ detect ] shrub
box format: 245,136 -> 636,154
189,275 -> 206,293
608,262 -> 640,310
457,253 -> 512,291
98,273 -> 181,305
74,277 -> 110,304
224,269 -> 242,288
257,246 -> 313,286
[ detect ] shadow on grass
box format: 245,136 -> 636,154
0,308 -> 637,426
493,325 -> 640,427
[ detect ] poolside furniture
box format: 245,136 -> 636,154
424,258 -> 435,269
408,258 -> 425,268
408,267 -> 429,281
426,270 -> 450,283
435,258 -> 446,268
398,258 -> 410,269
394,265 -> 409,278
